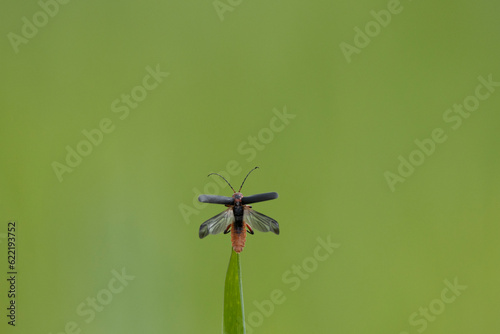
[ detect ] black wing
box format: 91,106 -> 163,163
241,192 -> 278,205
198,194 -> 234,205
244,207 -> 279,235
199,208 -> 234,239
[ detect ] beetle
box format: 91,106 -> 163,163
198,167 -> 279,253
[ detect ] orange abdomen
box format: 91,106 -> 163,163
231,224 -> 246,253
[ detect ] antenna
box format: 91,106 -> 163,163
238,167 -> 259,192
207,173 -> 236,193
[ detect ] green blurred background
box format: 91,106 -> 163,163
1,0 -> 499,333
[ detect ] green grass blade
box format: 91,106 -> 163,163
223,249 -> 245,334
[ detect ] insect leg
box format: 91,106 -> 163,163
246,223 -> 254,235
224,225 -> 232,234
